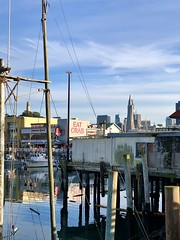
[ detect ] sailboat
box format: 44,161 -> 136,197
0,1 -> 57,239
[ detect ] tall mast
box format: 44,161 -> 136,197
0,59 -> 5,239
41,1 -> 57,239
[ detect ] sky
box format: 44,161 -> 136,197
1,0 -> 180,125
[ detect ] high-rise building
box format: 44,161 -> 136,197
166,116 -> 175,127
115,114 -> 120,125
134,112 -> 141,129
97,115 -> 111,126
176,101 -> 180,125
126,95 -> 135,131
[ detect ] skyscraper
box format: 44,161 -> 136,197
115,114 -> 120,125
126,95 -> 135,131
97,115 -> 111,126
176,101 -> 180,125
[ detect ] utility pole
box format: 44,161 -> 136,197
66,70 -> 71,162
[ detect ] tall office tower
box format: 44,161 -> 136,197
115,114 -> 120,125
134,112 -> 141,129
166,116 -> 174,127
176,101 -> 180,125
97,115 -> 111,126
126,95 -> 135,131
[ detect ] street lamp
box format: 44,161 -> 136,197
66,71 -> 71,161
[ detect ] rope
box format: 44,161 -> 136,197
50,93 -> 59,118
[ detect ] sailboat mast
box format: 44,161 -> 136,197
0,59 -> 5,239
41,1 -> 57,240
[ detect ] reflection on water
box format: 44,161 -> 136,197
3,168 -> 108,240
4,168 -> 165,240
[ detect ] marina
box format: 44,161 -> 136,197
1,1 -> 180,240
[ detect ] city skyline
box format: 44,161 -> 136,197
1,1 -> 180,125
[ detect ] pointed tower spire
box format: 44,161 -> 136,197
126,95 -> 135,131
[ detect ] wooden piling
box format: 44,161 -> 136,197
165,186 -> 180,240
100,161 -> 105,197
105,171 -> 118,240
85,173 -> 90,227
123,154 -> 134,238
142,153 -> 150,211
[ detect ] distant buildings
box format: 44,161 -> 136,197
166,116 -> 175,127
97,115 -> 111,126
6,97 -> 180,149
125,95 -> 150,132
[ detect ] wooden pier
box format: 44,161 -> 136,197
59,132 -> 180,239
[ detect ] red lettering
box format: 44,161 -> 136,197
71,127 -> 84,134
73,121 -> 82,128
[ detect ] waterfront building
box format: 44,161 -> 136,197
20,123 -> 58,148
57,118 -> 90,144
5,115 -> 58,148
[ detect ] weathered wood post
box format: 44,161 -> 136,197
142,152 -> 150,211
123,154 -> 134,239
105,170 -> 118,240
85,172 -> 90,227
165,186 -> 180,240
141,151 -> 150,233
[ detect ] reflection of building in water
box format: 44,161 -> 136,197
22,191 -> 49,202
68,184 -> 84,202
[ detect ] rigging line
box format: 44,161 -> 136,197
39,91 -> 45,117
28,23 -> 42,103
53,16 -> 96,119
58,0 -> 97,119
50,93 -> 59,117
7,0 -> 11,68
50,6 -> 96,120
5,83 -> 14,115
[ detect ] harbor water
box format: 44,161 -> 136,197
3,167 -> 165,240
4,168 -> 110,240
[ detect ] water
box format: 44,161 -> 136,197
3,168 -> 165,240
3,168 -> 109,240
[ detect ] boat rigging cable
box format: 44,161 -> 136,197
28,24 -> 42,104
7,0 -> 11,68
50,0 -> 97,120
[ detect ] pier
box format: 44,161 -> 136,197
60,132 -> 180,239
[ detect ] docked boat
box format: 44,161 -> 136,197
25,152 -> 57,168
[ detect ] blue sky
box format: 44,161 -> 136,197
1,0 -> 180,125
